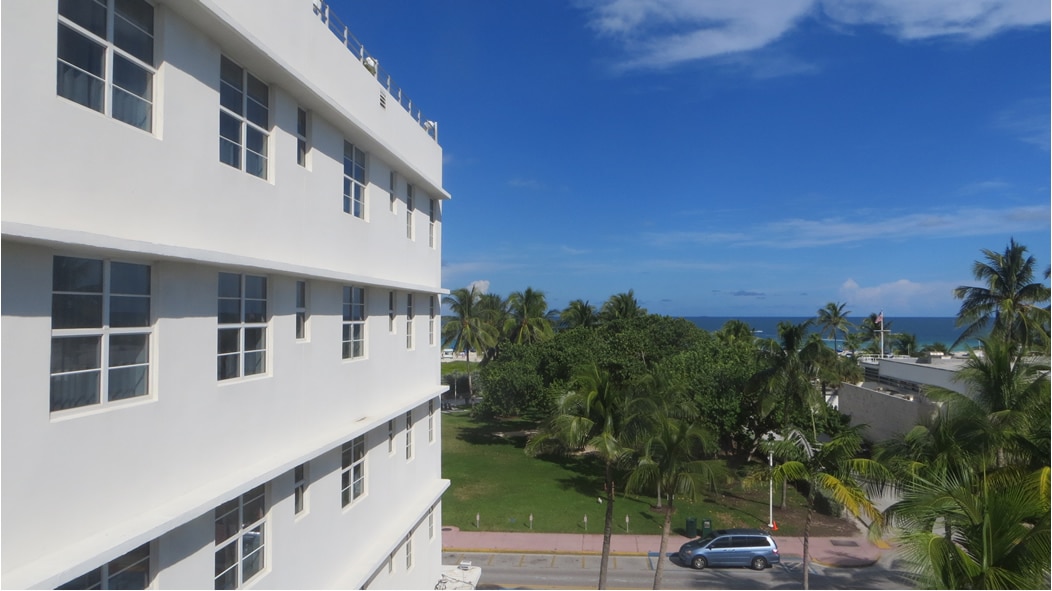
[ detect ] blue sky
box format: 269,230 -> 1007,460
331,0 -> 1050,318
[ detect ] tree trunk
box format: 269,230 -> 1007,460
656,481 -> 662,509
599,461 -> 615,590
652,502 -> 673,589
803,489 -> 815,591
779,476 -> 787,509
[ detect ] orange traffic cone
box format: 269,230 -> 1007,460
772,521 -> 778,531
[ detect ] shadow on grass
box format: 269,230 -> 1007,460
455,417 -> 538,448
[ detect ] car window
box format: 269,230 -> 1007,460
738,536 -> 766,548
709,537 -> 732,549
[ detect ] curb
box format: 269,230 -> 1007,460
443,547 -> 651,557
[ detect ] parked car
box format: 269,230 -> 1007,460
677,528 -> 780,570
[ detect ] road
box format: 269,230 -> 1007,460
443,551 -> 919,590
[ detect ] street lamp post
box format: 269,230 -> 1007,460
768,449 -> 774,528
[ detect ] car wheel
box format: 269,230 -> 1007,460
751,556 -> 768,570
692,556 -> 707,570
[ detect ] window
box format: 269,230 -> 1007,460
217,273 -> 267,380
293,463 -> 308,515
389,171 -> 398,213
57,542 -> 150,590
405,533 -> 413,570
342,286 -> 365,359
388,419 -> 396,454
57,0 -> 155,132
388,291 -> 396,333
405,294 -> 414,350
341,436 -> 365,506
406,184 -> 414,239
50,256 -> 151,412
405,411 -> 413,461
428,399 -> 435,443
429,198 -> 437,248
296,107 -> 310,168
428,506 -> 436,540
219,55 -> 269,179
343,141 -> 366,217
429,295 -> 436,346
215,485 -> 266,589
295,280 -> 308,340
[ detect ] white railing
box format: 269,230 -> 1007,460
313,1 -> 438,142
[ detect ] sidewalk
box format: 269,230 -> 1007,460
442,527 -> 886,568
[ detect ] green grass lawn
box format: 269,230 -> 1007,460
441,412 -> 860,538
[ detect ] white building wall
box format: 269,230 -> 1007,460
1,0 -> 448,588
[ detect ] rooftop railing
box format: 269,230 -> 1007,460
313,0 -> 438,142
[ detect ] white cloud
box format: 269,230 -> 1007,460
839,277 -> 959,315
823,0 -> 1049,40
468,279 -> 491,294
581,0 -> 1049,70
993,97 -> 1051,151
646,204 -> 1051,249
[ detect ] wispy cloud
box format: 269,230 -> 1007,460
993,97 -> 1050,151
644,204 -> 1050,249
581,0 -> 1049,71
732,290 -> 766,297
508,177 -> 547,190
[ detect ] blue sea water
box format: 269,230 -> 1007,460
683,316 -> 980,351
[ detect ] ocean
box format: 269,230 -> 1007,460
683,316 -> 980,351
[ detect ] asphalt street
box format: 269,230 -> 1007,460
443,551 -> 919,590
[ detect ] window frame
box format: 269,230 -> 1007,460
217,272 -> 268,381
342,286 -> 366,359
429,198 -> 437,248
214,484 -> 267,590
405,410 -> 414,461
388,419 -> 396,454
428,399 -> 435,443
50,255 -> 153,413
428,295 -> 437,346
219,55 -> 270,179
56,0 -> 156,132
296,107 -> 310,168
341,435 -> 366,507
406,184 -> 415,239
405,293 -> 414,350
293,463 -> 308,516
388,290 -> 397,334
343,141 -> 366,218
295,280 -> 309,341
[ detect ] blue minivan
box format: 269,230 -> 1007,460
677,528 -> 780,570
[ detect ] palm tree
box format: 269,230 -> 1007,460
927,336 -> 1050,469
716,319 -> 755,345
815,302 -> 852,353
442,286 -> 497,364
891,333 -> 918,357
953,238 -> 1051,351
599,290 -> 647,323
748,321 -> 827,440
476,292 -> 509,357
626,399 -> 720,589
560,299 -> 599,330
885,467 -> 1050,589
760,428 -> 891,590
858,313 -> 892,356
525,364 -> 644,589
505,287 -> 556,345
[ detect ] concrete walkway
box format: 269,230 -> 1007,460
443,527 -> 887,568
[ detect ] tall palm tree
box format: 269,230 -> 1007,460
599,290 -> 647,323
927,336 -> 1050,469
716,319 -> 755,345
953,238 -> 1051,350
891,332 -> 918,356
760,428 -> 891,590
441,286 -> 497,362
748,321 -> 826,439
815,302 -> 852,354
475,292 -> 509,357
626,397 -> 720,589
525,364 -> 644,589
560,299 -> 599,330
505,287 -> 556,345
858,313 -> 892,355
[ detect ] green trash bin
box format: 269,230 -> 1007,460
685,517 -> 697,537
701,518 -> 712,537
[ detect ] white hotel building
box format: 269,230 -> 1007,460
2,0 -> 450,588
